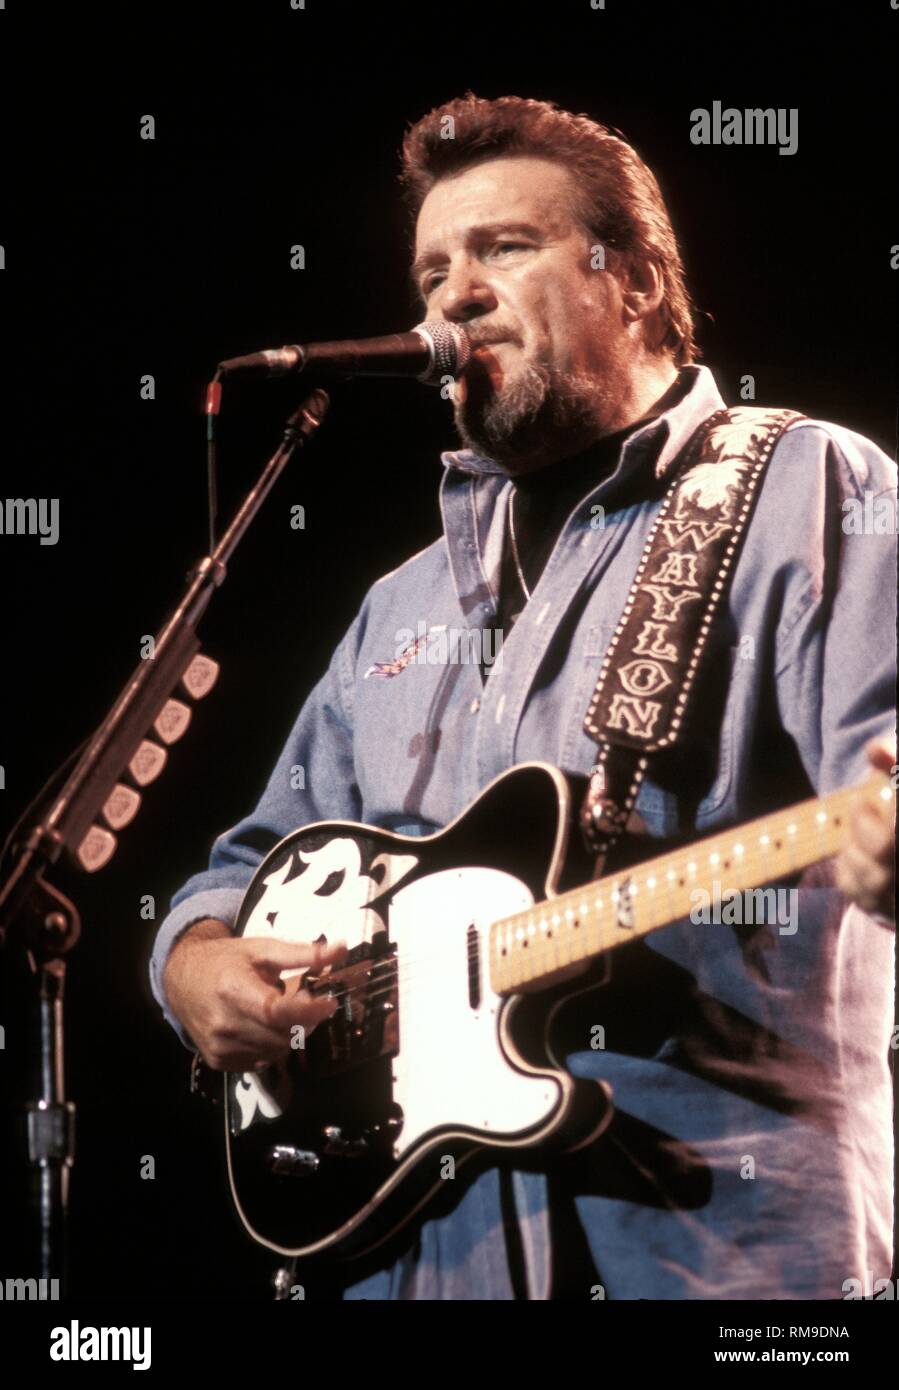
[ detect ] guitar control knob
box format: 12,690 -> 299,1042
368,1113 -> 403,1141
322,1126 -> 368,1157
268,1144 -> 320,1176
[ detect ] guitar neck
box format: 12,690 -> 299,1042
488,772 -> 893,995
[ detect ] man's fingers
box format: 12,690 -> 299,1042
266,986 -> 340,1033
246,937 -> 348,977
228,1017 -> 291,1055
199,1007 -> 291,1070
186,936 -> 350,1069
849,801 -> 894,856
229,960 -> 339,1035
836,842 -> 890,908
866,737 -> 897,774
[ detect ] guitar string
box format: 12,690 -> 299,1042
274,800 -> 873,1016
290,812 -> 855,1011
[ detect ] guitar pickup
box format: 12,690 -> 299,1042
307,946 -> 399,1074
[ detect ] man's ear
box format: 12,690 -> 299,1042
619,256 -> 671,354
619,256 -> 665,326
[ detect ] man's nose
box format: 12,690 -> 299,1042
439,258 -> 498,323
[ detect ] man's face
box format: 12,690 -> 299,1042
413,154 -> 635,470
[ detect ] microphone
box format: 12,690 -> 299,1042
217,321 -> 470,386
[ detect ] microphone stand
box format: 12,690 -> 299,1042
0,387 -> 330,1293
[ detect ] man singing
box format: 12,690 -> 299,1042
150,94 -> 896,1300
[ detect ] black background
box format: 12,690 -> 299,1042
1,0 -> 896,1308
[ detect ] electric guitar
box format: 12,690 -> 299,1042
207,760 -> 893,1263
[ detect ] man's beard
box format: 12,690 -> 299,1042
453,358 -> 610,472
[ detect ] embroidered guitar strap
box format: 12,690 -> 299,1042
579,405 -> 804,861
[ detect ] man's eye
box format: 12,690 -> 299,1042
421,243 -> 532,295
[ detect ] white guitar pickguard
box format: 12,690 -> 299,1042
388,866 -> 560,1157
233,845 -> 560,1146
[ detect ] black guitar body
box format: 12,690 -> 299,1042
221,762 -> 620,1262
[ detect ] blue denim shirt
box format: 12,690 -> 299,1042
150,365 -> 896,1300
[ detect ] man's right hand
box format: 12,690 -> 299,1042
163,918 -> 347,1072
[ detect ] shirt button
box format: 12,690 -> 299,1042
469,698 -> 480,714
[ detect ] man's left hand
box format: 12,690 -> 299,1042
835,737 -> 897,920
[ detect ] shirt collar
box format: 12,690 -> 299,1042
439,363 -> 726,483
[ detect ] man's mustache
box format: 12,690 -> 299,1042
464,327 -> 522,349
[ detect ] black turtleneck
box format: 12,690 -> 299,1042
506,422 -> 641,601
496,371 -> 690,633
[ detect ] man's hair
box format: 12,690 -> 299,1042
401,93 -> 696,365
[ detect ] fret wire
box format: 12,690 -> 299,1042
492,778 -> 888,993
549,901 -> 560,973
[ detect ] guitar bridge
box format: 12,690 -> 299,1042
306,942 -> 399,1075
